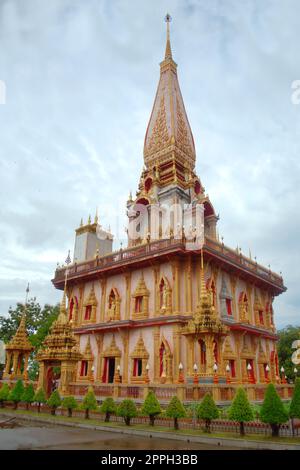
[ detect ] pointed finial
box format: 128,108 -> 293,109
23,283 -> 30,315
80,218 -> 83,227
58,291 -> 67,323
88,214 -> 91,225
25,283 -> 30,302
94,208 -> 98,225
164,13 -> 172,60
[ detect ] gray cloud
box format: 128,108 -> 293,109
0,0 -> 299,328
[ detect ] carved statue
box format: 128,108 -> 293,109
161,284 -> 168,310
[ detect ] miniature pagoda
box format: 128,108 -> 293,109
3,314 -> 34,381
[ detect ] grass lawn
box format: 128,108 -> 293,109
1,408 -> 300,445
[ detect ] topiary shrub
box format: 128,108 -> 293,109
141,391 -> 161,426
47,390 -> 62,416
165,396 -> 186,430
21,383 -> 35,410
117,399 -> 137,426
260,383 -> 289,437
228,387 -> 253,436
196,392 -> 219,433
290,378 -> 300,419
81,386 -> 97,419
9,379 -> 24,409
33,388 -> 47,413
100,397 -> 117,422
62,396 -> 78,417
0,383 -> 10,408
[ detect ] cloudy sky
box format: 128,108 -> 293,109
0,0 -> 299,328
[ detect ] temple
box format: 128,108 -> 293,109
44,18 -> 287,401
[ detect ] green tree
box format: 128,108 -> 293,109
47,390 -> 62,416
62,396 -> 78,417
228,387 -> 253,436
117,399 -> 138,426
0,383 -> 10,408
21,383 -> 35,410
196,393 -> 219,433
9,379 -> 24,409
277,325 -> 300,381
260,383 -> 289,437
33,388 -> 47,413
81,387 -> 97,419
141,391 -> 161,426
165,396 -> 186,430
290,378 -> 300,419
100,397 -> 117,422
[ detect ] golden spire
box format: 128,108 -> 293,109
143,15 -> 196,170
57,290 -> 68,324
5,284 -> 33,352
164,13 -> 172,60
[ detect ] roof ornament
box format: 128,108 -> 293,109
164,13 -> 172,60
94,207 -> 99,225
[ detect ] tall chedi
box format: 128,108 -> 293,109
127,14 -> 218,247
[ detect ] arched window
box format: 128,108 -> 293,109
199,339 -> 206,366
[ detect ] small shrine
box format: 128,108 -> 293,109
3,314 -> 34,381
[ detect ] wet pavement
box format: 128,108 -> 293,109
0,419 -> 240,450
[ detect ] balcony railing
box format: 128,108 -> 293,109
53,236 -> 284,289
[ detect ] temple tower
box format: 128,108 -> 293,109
127,15 -> 218,247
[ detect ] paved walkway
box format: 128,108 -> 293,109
1,412 -> 300,450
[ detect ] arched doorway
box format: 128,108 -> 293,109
46,363 -> 61,397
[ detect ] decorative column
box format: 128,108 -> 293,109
229,277 -> 237,320
121,330 -> 129,384
125,273 -> 131,320
234,333 -> 243,383
171,259 -> 180,314
153,327 -> 160,382
246,285 -> 253,324
78,285 -> 85,325
153,266 -> 159,316
100,279 -> 107,322
185,336 -> 194,377
95,334 -> 103,382
172,325 -> 181,381
204,334 -> 215,376
185,256 -> 192,314
4,351 -> 12,376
